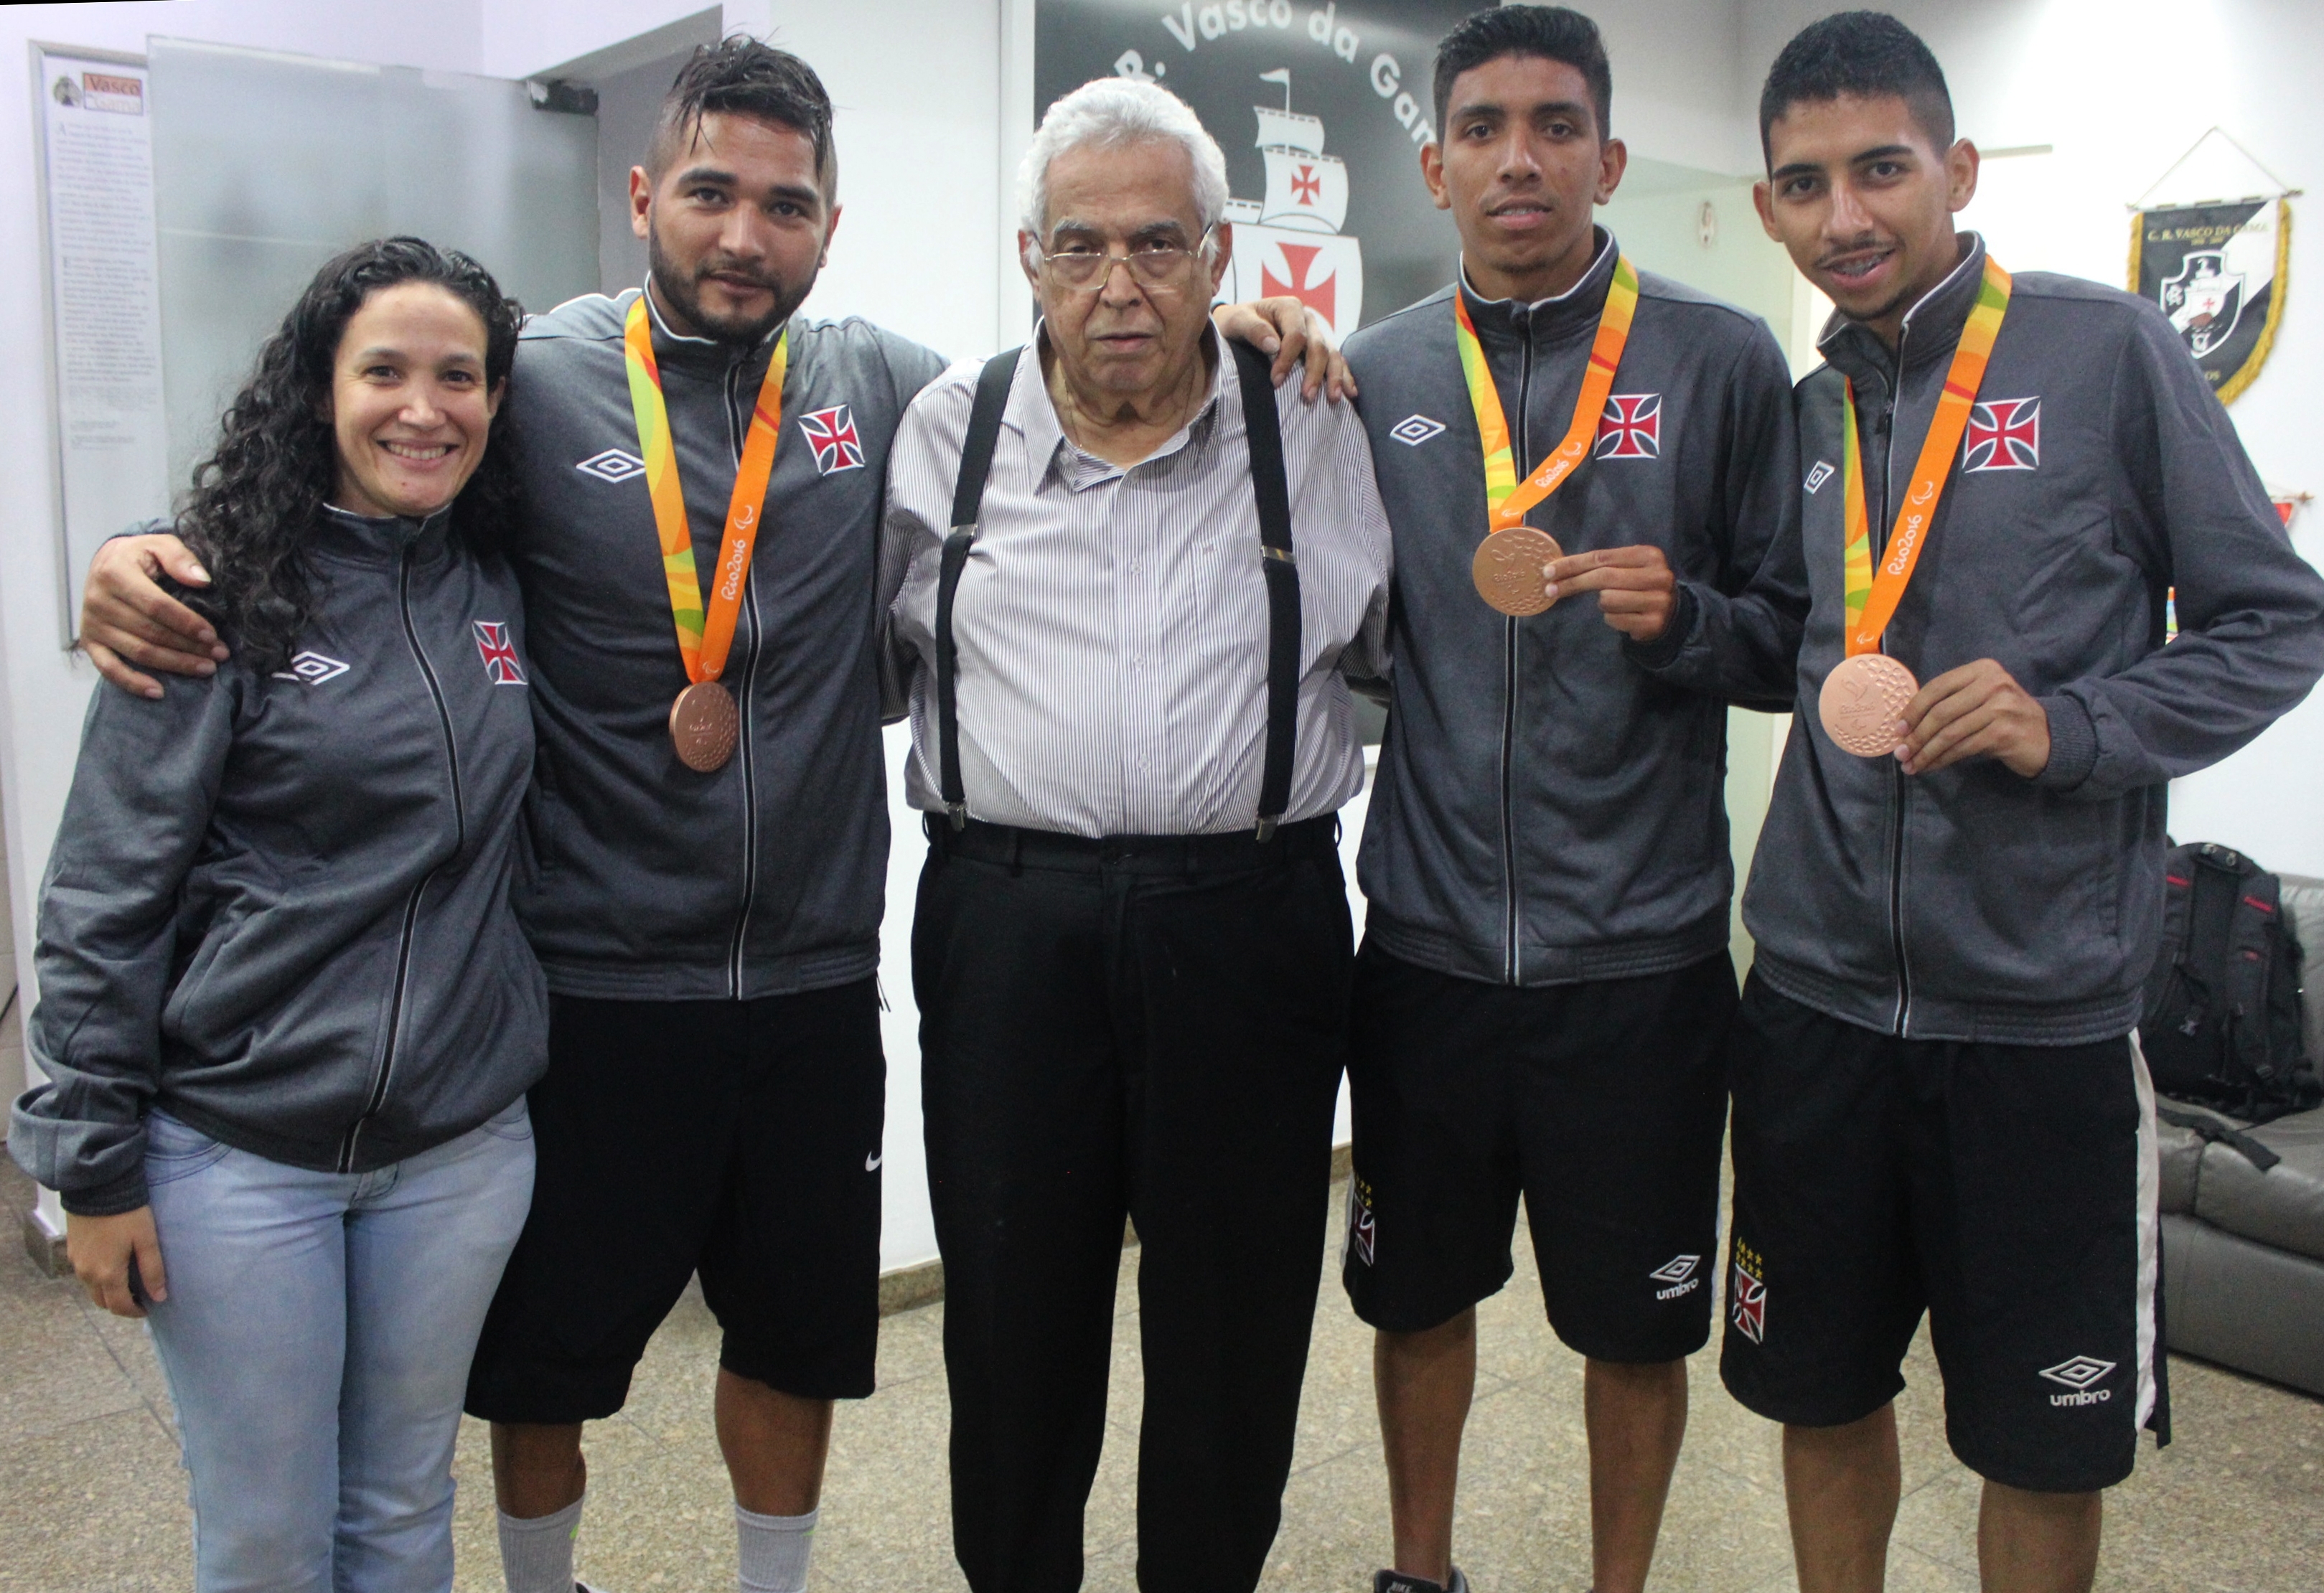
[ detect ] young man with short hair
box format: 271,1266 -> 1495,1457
1735,14 -> 2324,1592
1338,9 -> 1805,1592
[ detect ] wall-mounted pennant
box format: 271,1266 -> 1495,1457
2130,196 -> 2291,405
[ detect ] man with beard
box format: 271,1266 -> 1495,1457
1334,10 -> 1803,1592
71,39 -> 1337,1593
1733,14 -> 2324,1592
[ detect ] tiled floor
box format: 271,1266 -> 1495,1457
4,1132 -> 2319,1592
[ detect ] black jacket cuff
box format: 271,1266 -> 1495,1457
2034,695 -> 2100,791
1622,583 -> 1698,672
60,1167 -> 151,1218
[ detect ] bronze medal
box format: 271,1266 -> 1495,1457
669,680 -> 740,772
1471,527 -> 1565,617
1817,652 -> 1920,758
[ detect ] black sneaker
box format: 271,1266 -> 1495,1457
1374,1571 -> 1470,1593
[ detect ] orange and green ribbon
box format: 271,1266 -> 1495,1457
1840,255 -> 2012,657
1453,253 -> 1640,536
622,296 -> 787,683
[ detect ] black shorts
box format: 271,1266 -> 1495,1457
1720,975 -> 2168,1493
464,982 -> 886,1423
1341,943 -> 1734,1361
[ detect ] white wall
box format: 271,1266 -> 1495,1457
1594,0 -> 1757,175
1737,0 -> 2324,875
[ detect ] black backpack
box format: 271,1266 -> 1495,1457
2140,841 -> 2324,1125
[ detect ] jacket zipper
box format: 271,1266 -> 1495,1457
1869,370 -> 1914,1036
1498,306 -> 1534,986
340,547 -> 467,1170
723,356 -> 763,1000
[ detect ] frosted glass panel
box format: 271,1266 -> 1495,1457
149,37 -> 598,489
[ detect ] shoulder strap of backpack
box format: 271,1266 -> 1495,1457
2159,845 -> 2200,962
2226,867 -> 2285,1083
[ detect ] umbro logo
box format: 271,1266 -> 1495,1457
1804,460 -> 1835,494
2040,1355 -> 2116,1405
273,651 -> 349,685
575,448 -> 647,484
1649,1254 -> 1701,1299
1389,413 -> 1446,446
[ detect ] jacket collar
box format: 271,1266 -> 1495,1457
1455,226 -> 1618,347
312,502 -> 455,567
1818,231 -> 1987,387
638,281 -> 787,380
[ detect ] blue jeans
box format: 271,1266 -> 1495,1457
142,1101 -> 535,1593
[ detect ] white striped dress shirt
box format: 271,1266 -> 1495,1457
881,329 -> 1392,838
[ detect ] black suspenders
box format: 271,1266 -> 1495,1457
936,339 -> 1303,840
936,351 -> 1016,831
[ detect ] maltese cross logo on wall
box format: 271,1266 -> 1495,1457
799,405 -> 865,475
1965,398 -> 2040,471
1596,393 -> 1662,459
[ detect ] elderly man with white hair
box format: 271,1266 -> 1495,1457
881,76 -> 1394,1593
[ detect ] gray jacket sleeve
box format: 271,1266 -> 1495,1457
873,333 -> 953,725
2037,309 -> 2324,798
9,670 -> 240,1215
1626,324 -> 1809,710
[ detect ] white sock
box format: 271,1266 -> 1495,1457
735,1501 -> 818,1593
498,1493 -> 584,1593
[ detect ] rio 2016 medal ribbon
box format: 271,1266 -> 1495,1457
623,296 -> 787,772
1456,255 -> 1638,616
1815,255 -> 2013,758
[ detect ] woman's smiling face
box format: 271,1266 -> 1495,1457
328,281 -> 503,520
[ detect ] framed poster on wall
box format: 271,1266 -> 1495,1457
1033,0 -> 1481,337
30,44 -> 171,647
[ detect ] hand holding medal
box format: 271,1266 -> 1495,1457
1458,257 -> 1638,616
1816,257 -> 2011,760
623,296 -> 787,772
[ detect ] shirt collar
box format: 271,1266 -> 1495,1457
1818,231 -> 1989,384
1019,320 -> 1230,491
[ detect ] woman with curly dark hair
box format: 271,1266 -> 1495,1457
11,237 -> 548,1592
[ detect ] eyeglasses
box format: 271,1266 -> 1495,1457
1034,227 -> 1215,291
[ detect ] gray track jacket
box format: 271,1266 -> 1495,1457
10,509 -> 545,1214
1346,234 -> 1806,986
508,292 -> 944,1000
1745,235 -> 2324,1043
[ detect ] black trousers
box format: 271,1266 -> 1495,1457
913,816 -> 1352,1593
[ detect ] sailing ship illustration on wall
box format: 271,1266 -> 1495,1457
1217,70 -> 1364,339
